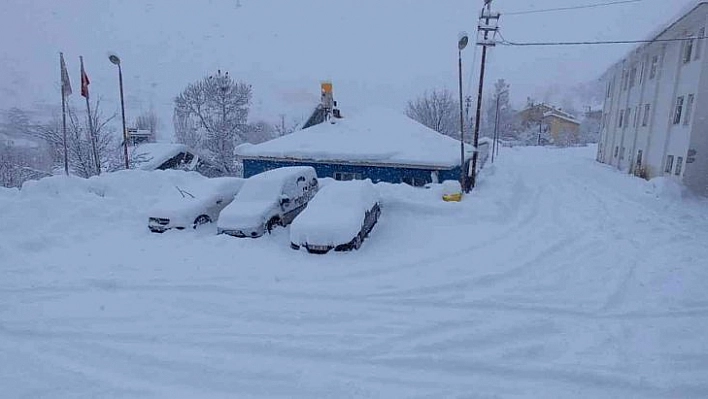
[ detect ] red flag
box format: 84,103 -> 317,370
80,57 -> 90,98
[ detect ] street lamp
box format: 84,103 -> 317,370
458,32 -> 469,192
109,53 -> 129,169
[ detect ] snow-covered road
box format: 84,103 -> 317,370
2,145 -> 708,398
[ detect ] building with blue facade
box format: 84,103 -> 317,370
237,109 -> 478,187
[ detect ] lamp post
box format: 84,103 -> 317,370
109,53 -> 129,169
458,32 -> 469,192
492,89 -> 508,163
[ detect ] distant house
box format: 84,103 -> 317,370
517,103 -> 581,145
597,1 -> 708,196
131,143 -> 224,177
122,128 -> 156,147
237,108 -> 481,187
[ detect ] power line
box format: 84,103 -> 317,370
497,31 -> 706,47
503,0 -> 644,16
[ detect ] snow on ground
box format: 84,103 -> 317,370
2,145 -> 708,398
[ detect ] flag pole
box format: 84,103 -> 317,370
60,53 -> 69,176
80,56 -> 100,175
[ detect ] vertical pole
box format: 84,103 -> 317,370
458,49 -> 466,191
492,93 -> 500,163
60,54 -> 69,176
80,57 -> 100,175
538,116 -> 542,146
470,2 -> 492,192
118,64 -> 129,169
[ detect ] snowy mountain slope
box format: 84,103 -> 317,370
1,146 -> 708,397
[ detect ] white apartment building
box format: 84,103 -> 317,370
598,1 -> 708,196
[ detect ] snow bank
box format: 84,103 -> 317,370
647,176 -> 688,200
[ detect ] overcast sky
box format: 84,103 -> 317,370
0,0 -> 699,135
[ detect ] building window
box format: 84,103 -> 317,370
402,176 -> 425,187
684,37 -> 695,64
625,108 -> 631,128
618,110 -> 624,128
696,27 -> 705,60
620,147 -> 625,160
684,94 -> 695,126
675,157 -> 684,176
673,96 -> 685,125
334,172 -> 362,181
633,106 -> 640,128
636,149 -> 643,167
650,55 -> 659,79
639,60 -> 645,84
606,80 -> 612,98
614,146 -> 619,158
642,104 -> 651,126
629,65 -> 637,88
665,155 -> 674,173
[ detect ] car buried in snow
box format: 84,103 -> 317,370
148,177 -> 245,233
290,179 -> 381,254
217,166 -> 319,238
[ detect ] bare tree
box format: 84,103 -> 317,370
273,114 -> 301,137
134,109 -> 159,141
174,70 -> 252,175
405,89 -> 459,139
0,108 -> 53,187
33,100 -> 118,178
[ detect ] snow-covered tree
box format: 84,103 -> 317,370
484,79 -> 515,139
173,70 -> 252,175
33,100 -> 118,178
405,89 -> 460,139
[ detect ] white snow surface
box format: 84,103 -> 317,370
2,146 -> 708,398
290,179 -> 379,247
238,108 -> 475,168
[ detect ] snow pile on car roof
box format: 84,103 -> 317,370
290,179 -> 379,247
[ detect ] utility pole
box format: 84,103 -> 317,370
470,0 -> 500,191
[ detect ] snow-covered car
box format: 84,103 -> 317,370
148,177 -> 245,233
217,166 -> 318,238
290,179 -> 380,254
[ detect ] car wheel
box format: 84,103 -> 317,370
193,215 -> 211,228
266,217 -> 281,234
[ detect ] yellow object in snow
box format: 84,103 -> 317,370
442,192 -> 462,202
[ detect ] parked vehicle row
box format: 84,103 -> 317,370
147,166 -> 381,253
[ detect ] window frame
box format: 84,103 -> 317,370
673,96 -> 685,125
650,55 -> 659,79
684,37 -> 695,64
675,156 -> 684,176
684,94 -> 695,126
642,104 -> 651,127
665,155 -> 675,174
334,172 -> 362,181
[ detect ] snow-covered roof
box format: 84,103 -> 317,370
644,1 -> 708,42
543,111 -> 580,125
131,143 -> 190,171
237,108 -> 475,169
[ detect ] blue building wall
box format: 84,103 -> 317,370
243,158 -> 469,186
